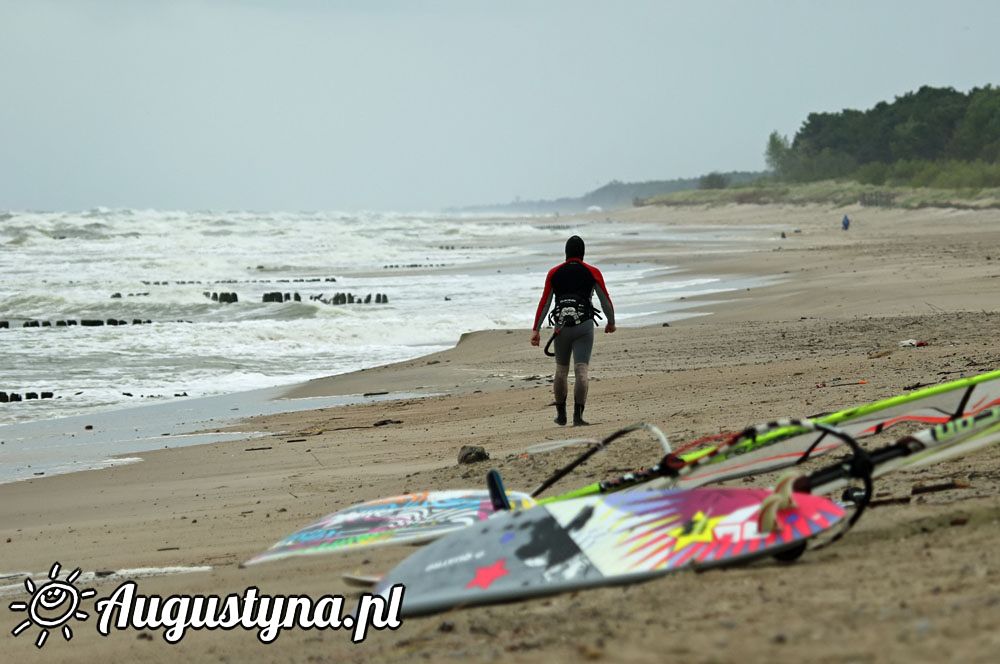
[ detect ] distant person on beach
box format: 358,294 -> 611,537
530,235 -> 616,426
842,214 -> 850,231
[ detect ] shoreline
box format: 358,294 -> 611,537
0,384 -> 443,485
0,212 -> 781,482
0,207 -> 779,432
3,203 -> 1000,662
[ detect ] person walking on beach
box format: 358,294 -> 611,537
530,235 -> 616,426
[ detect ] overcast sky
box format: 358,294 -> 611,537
1,0 -> 998,211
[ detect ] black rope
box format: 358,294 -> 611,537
543,331 -> 557,357
530,423 -> 669,498
810,422 -> 873,530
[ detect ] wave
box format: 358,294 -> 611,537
0,208 -> 780,427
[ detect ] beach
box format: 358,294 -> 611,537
3,203 -> 1000,663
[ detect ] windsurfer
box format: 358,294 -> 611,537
530,235 -> 616,426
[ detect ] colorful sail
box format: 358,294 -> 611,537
540,369 -> 1000,501
677,369 -> 1000,487
800,405 -> 1000,498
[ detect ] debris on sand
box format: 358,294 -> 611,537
458,445 -> 490,464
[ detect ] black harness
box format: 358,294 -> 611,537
543,293 -> 602,357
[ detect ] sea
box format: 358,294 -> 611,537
0,208 -> 776,481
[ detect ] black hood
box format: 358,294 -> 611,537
565,235 -> 585,260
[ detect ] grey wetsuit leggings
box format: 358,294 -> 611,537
553,320 -> 595,365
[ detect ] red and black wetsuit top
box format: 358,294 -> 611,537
532,258 -> 615,331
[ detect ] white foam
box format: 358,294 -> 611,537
0,210 -> 777,428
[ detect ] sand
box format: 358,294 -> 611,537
3,203 -> 1000,663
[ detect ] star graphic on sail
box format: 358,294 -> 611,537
667,510 -> 725,551
465,558 -> 509,590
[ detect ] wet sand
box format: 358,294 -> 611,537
3,204 -> 1000,663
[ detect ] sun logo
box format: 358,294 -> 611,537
9,562 -> 97,649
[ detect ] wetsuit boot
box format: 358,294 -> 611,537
554,402 -> 567,426
573,403 -> 590,426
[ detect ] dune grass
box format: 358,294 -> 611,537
638,180 -> 1000,210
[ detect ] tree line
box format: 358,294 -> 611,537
766,85 -> 1000,188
